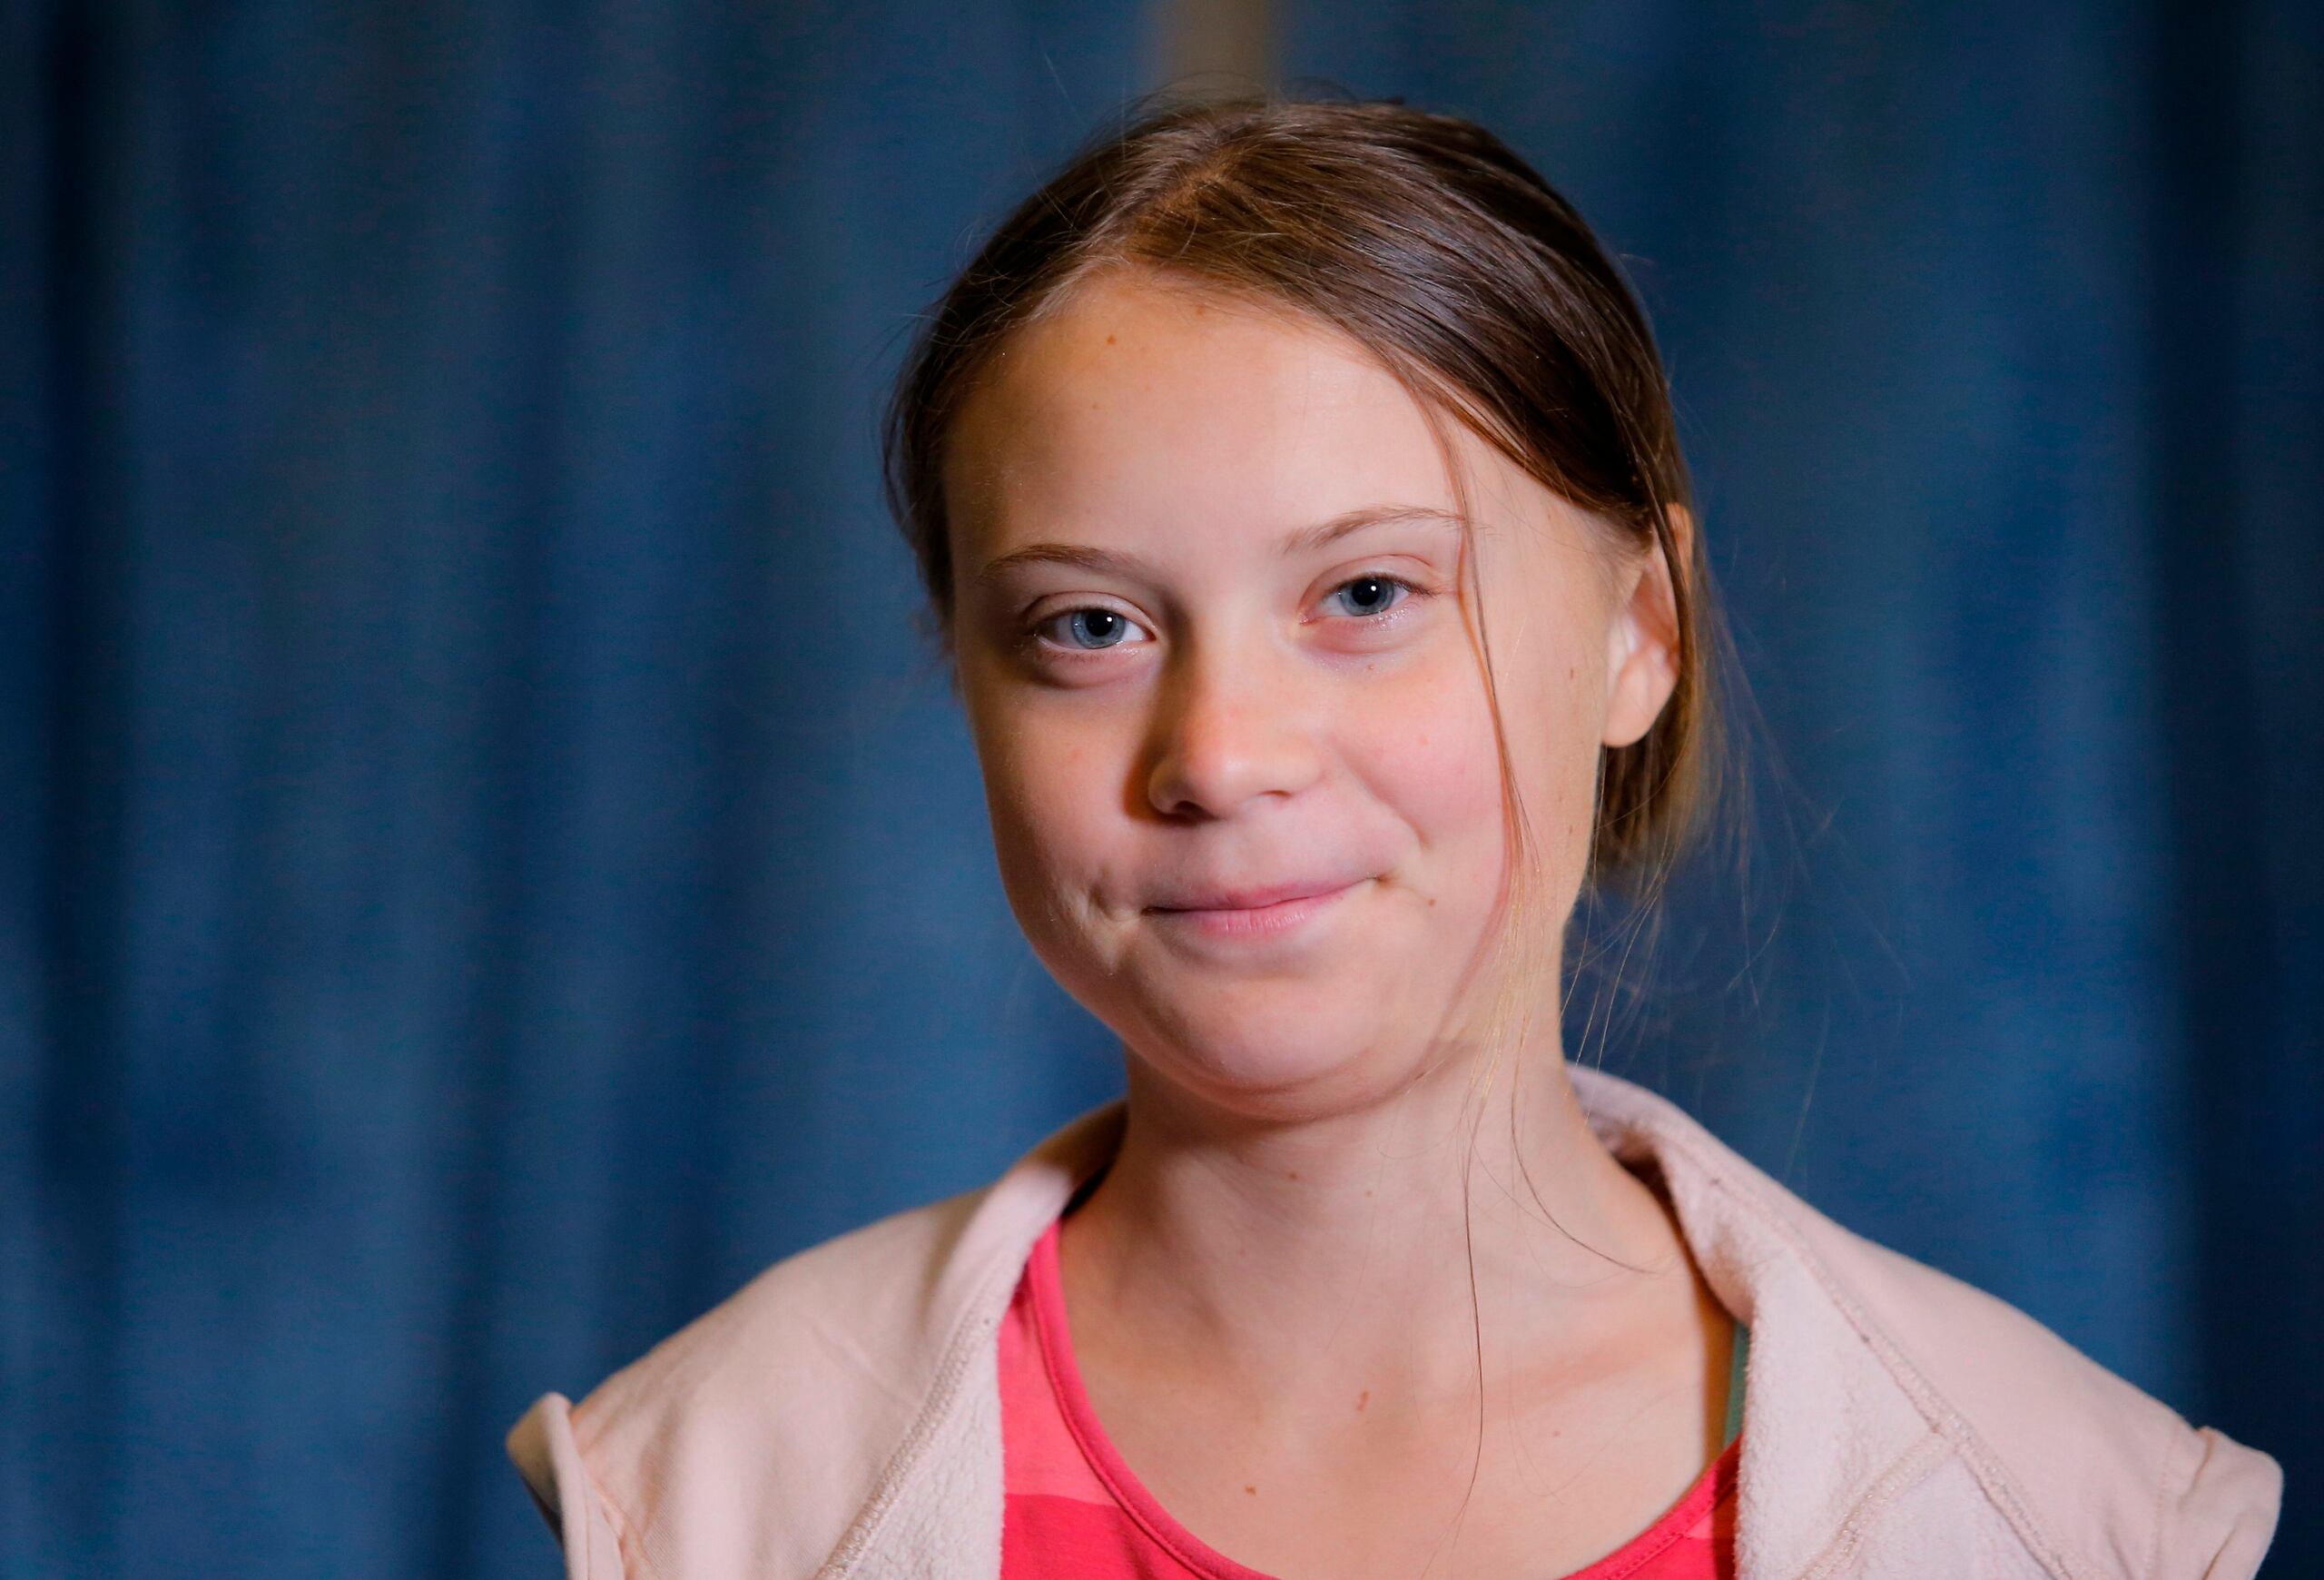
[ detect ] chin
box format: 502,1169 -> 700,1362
1114,972 -> 1434,1117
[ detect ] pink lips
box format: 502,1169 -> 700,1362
1145,878 -> 1365,941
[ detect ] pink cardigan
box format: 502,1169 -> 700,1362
507,1063 -> 2281,1578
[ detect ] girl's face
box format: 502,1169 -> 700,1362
945,268 -> 1679,1119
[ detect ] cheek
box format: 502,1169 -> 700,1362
1352,630 -> 1605,911
966,688 -> 1120,926
1337,647 -> 1509,890
1378,717 -> 1502,854
1500,647 -> 1612,892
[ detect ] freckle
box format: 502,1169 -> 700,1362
1245,1484 -> 1257,1495
1106,334 -> 1116,344
1287,1170 -> 1299,1180
1356,1389 -> 1370,1412
1364,1188 -> 1373,1197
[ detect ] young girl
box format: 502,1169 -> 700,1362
506,95 -> 2280,1579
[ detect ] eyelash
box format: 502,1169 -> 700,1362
1026,572 -> 1430,656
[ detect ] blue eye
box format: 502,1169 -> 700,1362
1327,575 -> 1413,617
1029,579 -> 1415,656
1050,607 -> 1138,649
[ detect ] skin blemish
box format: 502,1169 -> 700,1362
1245,1484 -> 1257,1496
1356,1389 -> 1370,1412
1106,334 -> 1117,344
1286,1170 -> 1299,1180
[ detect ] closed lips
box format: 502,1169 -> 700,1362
1148,879 -> 1362,911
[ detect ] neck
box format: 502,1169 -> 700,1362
1058,1010 -> 1694,1421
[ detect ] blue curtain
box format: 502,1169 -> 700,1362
5,3 -> 2314,1576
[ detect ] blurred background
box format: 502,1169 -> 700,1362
5,0 -> 2318,1575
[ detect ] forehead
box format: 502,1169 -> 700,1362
942,269 -> 1476,555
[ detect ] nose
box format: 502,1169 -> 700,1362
1144,637 -> 1324,821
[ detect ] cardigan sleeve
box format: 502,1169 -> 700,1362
507,1392 -> 640,1580
2151,1423 -> 2282,1580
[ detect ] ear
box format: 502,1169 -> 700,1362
1602,505 -> 1688,749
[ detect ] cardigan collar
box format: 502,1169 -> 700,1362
834,1063 -> 1941,1580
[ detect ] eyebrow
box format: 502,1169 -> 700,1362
967,503 -> 1467,589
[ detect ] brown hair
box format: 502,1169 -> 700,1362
882,89 -> 1727,904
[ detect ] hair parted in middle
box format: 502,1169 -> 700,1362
886,91 -> 1726,908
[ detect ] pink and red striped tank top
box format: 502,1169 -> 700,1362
1000,1211 -> 1741,1579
